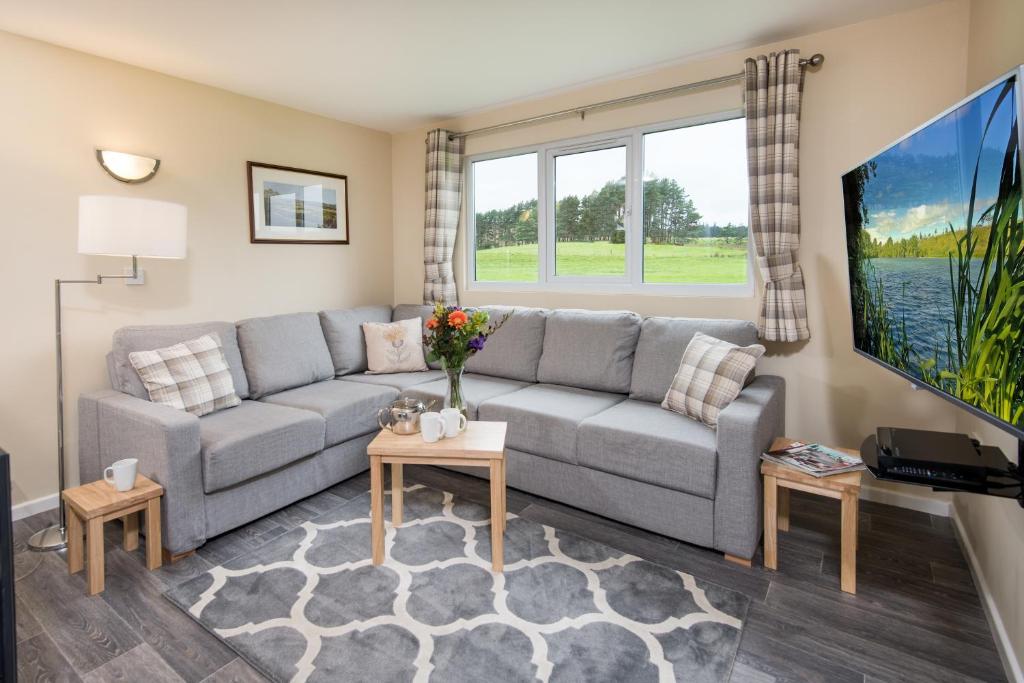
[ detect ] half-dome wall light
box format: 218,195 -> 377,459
95,149 -> 161,184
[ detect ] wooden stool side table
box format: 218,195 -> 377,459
761,437 -> 863,594
367,422 -> 508,572
62,474 -> 164,595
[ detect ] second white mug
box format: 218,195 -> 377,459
420,412 -> 444,443
440,408 -> 467,438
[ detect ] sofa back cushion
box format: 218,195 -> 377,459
236,312 -> 334,398
392,304 -> 441,369
629,317 -> 758,403
319,305 -> 393,376
536,309 -> 641,393
111,322 -> 249,400
464,306 -> 547,382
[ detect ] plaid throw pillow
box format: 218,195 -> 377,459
662,332 -> 765,428
129,334 -> 241,416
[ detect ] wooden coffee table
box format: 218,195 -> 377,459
761,437 -> 863,594
367,421 -> 508,571
62,474 -> 163,595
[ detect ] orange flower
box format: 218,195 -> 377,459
447,310 -> 468,328
426,318 -> 439,330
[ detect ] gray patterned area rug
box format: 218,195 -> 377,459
165,484 -> 749,683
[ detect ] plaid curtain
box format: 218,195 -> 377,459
423,129 -> 464,305
745,50 -> 810,342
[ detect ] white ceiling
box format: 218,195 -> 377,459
0,0 -> 940,132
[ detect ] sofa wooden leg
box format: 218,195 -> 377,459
162,548 -> 196,564
724,553 -> 752,568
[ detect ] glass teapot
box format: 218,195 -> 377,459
377,397 -> 431,435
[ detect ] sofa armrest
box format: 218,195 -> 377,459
78,390 -> 206,553
713,375 -> 786,559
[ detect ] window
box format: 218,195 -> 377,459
471,152 -> 538,282
467,111 -> 750,294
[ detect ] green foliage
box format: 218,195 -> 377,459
476,175 -> 742,252
863,226 -> 991,258
422,305 -> 508,369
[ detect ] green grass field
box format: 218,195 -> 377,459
475,240 -> 748,283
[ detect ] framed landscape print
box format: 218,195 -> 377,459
247,161 -> 349,244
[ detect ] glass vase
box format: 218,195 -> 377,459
441,359 -> 468,418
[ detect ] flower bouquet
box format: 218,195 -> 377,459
423,304 -> 508,417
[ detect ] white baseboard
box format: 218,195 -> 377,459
952,506 -> 1024,683
858,484 -> 953,517
11,492 -> 59,521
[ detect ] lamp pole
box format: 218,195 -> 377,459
28,257 -> 139,552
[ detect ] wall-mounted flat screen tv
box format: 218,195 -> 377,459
842,66 -> 1024,440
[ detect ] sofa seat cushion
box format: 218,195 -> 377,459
400,373 -> 528,419
262,380 -> 398,448
477,384 -> 625,464
338,370 -> 444,392
199,401 -> 325,493
577,400 -> 717,498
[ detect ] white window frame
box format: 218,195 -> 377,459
465,109 -> 754,297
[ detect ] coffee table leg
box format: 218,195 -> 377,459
370,455 -> 385,565
490,459 -> 504,572
392,463 -> 403,527
123,512 -> 139,552
86,517 -> 104,595
66,504 -> 83,575
764,475 -> 778,570
500,457 -> 507,532
841,490 -> 858,594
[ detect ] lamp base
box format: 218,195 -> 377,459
27,525 -> 67,552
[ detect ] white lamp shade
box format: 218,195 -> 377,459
78,195 -> 187,259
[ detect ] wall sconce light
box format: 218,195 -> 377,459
95,149 -> 161,184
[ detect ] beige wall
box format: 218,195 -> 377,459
953,0 -> 1024,674
393,0 -> 973,469
0,31 -> 394,506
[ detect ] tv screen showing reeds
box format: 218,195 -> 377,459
842,74 -> 1023,434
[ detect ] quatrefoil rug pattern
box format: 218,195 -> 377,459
165,485 -> 749,682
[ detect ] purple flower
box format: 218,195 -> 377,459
468,335 -> 486,352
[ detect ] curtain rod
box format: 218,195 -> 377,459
445,53 -> 824,141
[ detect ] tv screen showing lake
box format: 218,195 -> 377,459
842,74 -> 1023,434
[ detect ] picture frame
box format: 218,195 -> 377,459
247,161 -> 349,244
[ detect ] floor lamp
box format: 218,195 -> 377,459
28,195 -> 187,551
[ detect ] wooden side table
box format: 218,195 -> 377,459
761,437 -> 863,594
62,474 -> 163,595
367,421 -> 508,571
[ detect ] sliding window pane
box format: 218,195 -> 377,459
642,118 -> 749,283
473,153 -> 538,282
554,146 -> 627,277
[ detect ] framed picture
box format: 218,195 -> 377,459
247,161 -> 349,244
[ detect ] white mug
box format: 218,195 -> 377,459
104,458 -> 138,492
440,408 -> 467,438
420,412 -> 444,443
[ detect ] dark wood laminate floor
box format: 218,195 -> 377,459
13,466 -> 1006,682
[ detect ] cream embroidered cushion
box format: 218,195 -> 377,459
362,318 -> 428,374
662,332 -> 765,428
128,334 -> 241,417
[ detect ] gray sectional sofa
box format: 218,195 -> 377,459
78,304 -> 784,562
